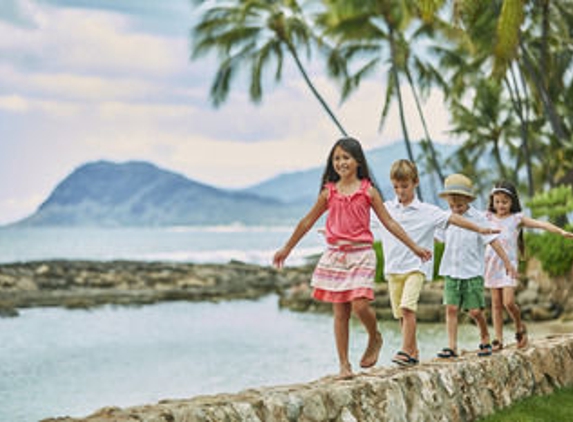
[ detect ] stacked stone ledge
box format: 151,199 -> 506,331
43,334 -> 573,422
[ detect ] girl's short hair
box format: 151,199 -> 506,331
390,159 -> 419,183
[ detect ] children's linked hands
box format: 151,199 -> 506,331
560,228 -> 573,239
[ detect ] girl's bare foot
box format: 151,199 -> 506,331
336,362 -> 354,380
360,331 -> 383,368
492,339 -> 504,352
516,325 -> 528,348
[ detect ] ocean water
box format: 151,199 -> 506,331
0,226 -> 498,422
1,296 -> 487,422
0,226 -> 325,266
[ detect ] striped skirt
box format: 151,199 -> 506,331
311,244 -> 376,303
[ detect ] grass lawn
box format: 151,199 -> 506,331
477,386 -> 573,421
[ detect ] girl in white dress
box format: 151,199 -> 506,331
485,181 -> 573,351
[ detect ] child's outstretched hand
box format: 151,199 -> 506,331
561,229 -> 573,239
273,247 -> 290,269
505,263 -> 519,280
416,247 -> 432,262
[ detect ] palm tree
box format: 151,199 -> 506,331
190,0 -> 349,136
424,0 -> 573,196
317,0 -> 447,199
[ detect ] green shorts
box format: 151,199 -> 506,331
443,276 -> 485,311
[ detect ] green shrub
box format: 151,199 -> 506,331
373,241 -> 384,283
525,225 -> 573,277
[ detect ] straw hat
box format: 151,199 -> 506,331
439,174 -> 476,200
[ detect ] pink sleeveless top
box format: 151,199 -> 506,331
324,179 -> 374,245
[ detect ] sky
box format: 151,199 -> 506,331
0,0 -> 453,225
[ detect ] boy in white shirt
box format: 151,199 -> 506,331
380,161 -> 499,366
435,174 -> 517,359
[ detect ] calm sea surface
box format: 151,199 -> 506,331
0,226 -> 499,422
0,226 -> 325,266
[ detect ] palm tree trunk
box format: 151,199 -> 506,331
504,67 -> 534,195
492,138 -> 507,181
519,41 -> 569,142
389,29 -> 422,199
393,66 -> 423,200
286,41 -> 348,137
404,67 -> 445,183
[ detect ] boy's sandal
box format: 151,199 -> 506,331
477,343 -> 492,357
437,347 -> 458,359
516,325 -> 528,348
392,351 -> 419,367
491,339 -> 503,352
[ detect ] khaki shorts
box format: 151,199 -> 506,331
387,271 -> 425,319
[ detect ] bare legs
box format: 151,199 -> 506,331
400,308 -> 418,359
445,305 -> 459,353
468,308 -> 491,346
490,287 -> 527,349
333,302 -> 352,379
353,299 -> 383,368
332,299 -> 382,379
442,306 -> 490,357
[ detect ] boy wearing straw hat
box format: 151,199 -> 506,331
380,161 -> 500,367
435,174 -> 518,359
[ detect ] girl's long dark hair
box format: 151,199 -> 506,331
319,137 -> 379,192
488,180 -> 525,257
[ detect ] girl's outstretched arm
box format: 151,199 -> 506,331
370,187 -> 432,262
521,216 -> 573,238
273,189 -> 328,269
489,239 -> 519,279
449,214 -> 500,235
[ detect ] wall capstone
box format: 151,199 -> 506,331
43,334 -> 573,422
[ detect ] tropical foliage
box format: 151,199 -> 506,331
190,0 -> 573,209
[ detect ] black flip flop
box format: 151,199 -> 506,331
437,347 -> 458,359
478,343 -> 492,357
392,350 -> 419,367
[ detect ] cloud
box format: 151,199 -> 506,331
0,0 -> 38,28
38,0 -> 195,36
0,94 -> 28,112
0,4 -> 183,77
0,0 -> 456,225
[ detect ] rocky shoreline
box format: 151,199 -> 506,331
1,258 -> 571,323
0,260 -> 313,317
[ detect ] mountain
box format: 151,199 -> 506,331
242,142 -> 459,206
14,141 -> 460,227
15,161 -> 305,227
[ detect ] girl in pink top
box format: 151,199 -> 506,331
273,137 -> 431,380
485,181 -> 573,351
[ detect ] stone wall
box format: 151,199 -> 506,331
43,334 -> 573,422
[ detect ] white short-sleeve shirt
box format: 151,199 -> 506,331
380,197 -> 451,280
436,206 -> 498,279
